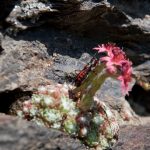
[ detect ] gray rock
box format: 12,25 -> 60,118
113,124 -> 150,150
126,61 -> 150,116
0,0 -> 19,22
0,34 -> 50,92
0,114 -> 86,150
1,0 -> 150,85
133,61 -> 150,83
0,28 -> 98,92
95,78 -> 139,125
3,0 -> 150,64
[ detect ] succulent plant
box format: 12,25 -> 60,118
17,83 -> 119,149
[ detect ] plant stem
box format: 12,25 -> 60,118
73,64 -> 109,111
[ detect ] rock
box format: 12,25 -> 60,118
0,114 -> 86,150
0,0 -> 149,90
126,84 -> 150,116
0,0 -> 19,22
133,60 -> 150,85
1,1 -> 149,103
95,78 -> 140,125
2,0 -> 149,64
45,53 -> 91,84
112,124 -> 150,150
125,61 -> 150,116
0,26 -> 100,93
0,33 -> 51,92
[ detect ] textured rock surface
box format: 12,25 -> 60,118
0,28 -> 96,92
112,124 -> 150,150
0,0 -> 18,22
96,78 -> 139,125
0,114 -> 86,150
0,34 -> 50,92
3,0 -> 150,65
0,0 -> 149,88
133,61 -> 150,86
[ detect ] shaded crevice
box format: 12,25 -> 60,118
0,88 -> 32,114
0,46 -> 3,54
126,84 -> 150,116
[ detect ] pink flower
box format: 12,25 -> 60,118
93,43 -> 125,59
93,43 -> 126,73
118,60 -> 132,95
94,43 -> 132,95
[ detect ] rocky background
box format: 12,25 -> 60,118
0,0 -> 150,149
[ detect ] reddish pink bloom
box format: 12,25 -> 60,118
93,43 -> 126,74
93,43 -> 125,59
118,60 -> 132,95
94,43 -> 132,95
